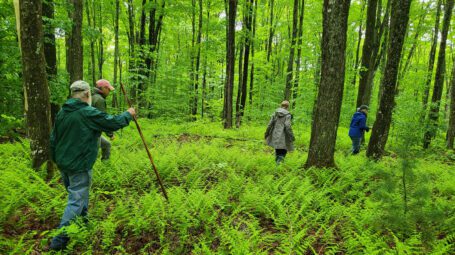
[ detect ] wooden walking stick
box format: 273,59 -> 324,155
120,83 -> 169,201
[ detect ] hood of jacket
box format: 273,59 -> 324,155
275,108 -> 290,117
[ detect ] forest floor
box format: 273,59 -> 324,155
1,120 -> 454,254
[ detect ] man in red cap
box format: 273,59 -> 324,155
92,79 -> 116,160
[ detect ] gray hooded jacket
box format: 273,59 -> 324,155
265,108 -> 295,151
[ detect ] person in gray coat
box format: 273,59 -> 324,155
264,101 -> 295,164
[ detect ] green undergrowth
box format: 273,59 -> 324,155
0,120 -> 454,254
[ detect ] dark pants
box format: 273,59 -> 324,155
350,136 -> 361,154
275,149 -> 287,164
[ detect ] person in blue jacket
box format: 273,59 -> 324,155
348,105 -> 370,154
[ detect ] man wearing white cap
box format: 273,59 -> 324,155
92,79 -> 115,160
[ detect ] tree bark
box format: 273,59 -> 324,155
66,0 -> 83,84
356,0 -> 378,107
284,0 -> 299,100
292,0 -> 304,108
423,0 -> 454,148
249,0 -> 257,107
112,0 -> 120,108
223,0 -> 237,129
42,0 -> 59,126
236,0 -> 254,127
85,0 -> 96,87
19,0 -> 53,177
351,0 -> 365,88
366,0 -> 412,159
304,0 -> 350,169
447,56 -> 455,149
422,0 -> 442,118
97,0 -> 104,79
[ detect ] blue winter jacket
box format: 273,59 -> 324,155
349,111 -> 369,137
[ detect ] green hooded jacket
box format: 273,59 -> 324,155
50,98 -> 132,173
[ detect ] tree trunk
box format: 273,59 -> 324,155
423,0 -> 454,149
223,0 -> 237,129
249,0 -> 257,107
42,0 -> 59,126
266,0 -> 274,62
127,0 -> 136,99
236,0 -> 254,127
422,0 -> 442,118
293,0 -> 304,108
284,0 -> 299,100
202,0 -> 211,118
66,0 -> 83,84
351,0 -> 365,88
98,1 -> 104,79
304,0 -> 350,169
112,0 -> 120,108
366,0 -> 412,159
193,0 -> 203,117
19,0 -> 53,177
447,56 -> 455,149
356,0 -> 378,107
85,0 -> 96,87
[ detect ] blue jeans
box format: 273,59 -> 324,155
350,136 -> 362,154
51,170 -> 92,249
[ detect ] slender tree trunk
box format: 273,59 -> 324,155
305,0 -> 350,169
351,0 -> 365,88
98,1 -> 104,79
235,41 -> 244,126
85,0 -> 96,86
202,0 -> 211,118
137,0 -> 147,107
112,0 -> 120,108
356,0 -> 378,107
366,0 -> 412,159
223,0 -> 238,129
249,0 -> 257,107
423,0 -> 454,148
447,56 -> 455,149
284,0 -> 299,100
193,0 -> 203,117
19,0 -> 53,177
127,0 -> 136,99
293,0 -> 304,108
66,0 -> 83,84
43,0 -> 59,126
266,0 -> 274,62
422,0 -> 442,118
236,0 -> 254,127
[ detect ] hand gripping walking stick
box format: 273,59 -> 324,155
120,83 -> 168,201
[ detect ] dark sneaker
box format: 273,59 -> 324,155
49,234 -> 69,251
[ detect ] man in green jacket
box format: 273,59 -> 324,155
92,79 -> 115,160
49,80 -> 135,250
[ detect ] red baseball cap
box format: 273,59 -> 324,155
96,79 -> 115,91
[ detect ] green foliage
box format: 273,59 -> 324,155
1,120 -> 454,254
0,114 -> 24,140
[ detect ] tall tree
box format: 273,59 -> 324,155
223,0 -> 238,129
98,0 -> 104,79
422,0 -> 442,117
423,0 -> 454,148
292,0 -> 304,107
85,0 -> 96,86
66,0 -> 83,83
356,0 -> 378,107
284,0 -> 299,101
351,0 -> 365,88
42,0 -> 59,125
447,56 -> 455,149
366,0 -> 412,159
236,0 -> 254,127
112,0 -> 120,107
18,0 -> 53,177
304,0 -> 350,169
